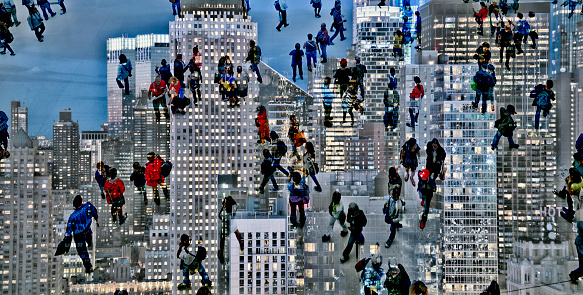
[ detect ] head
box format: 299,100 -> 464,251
517,12 -> 523,19
431,138 -> 440,150
306,142 -> 315,155
403,16 -> 409,22
355,57 -> 361,64
324,77 -> 331,86
396,30 -> 403,36
225,55 -> 231,62
237,66 -> 242,73
388,265 -> 400,277
180,234 -> 191,247
480,2 -> 486,8
73,195 -> 83,209
570,167 -> 582,182
147,152 -> 156,162
414,76 -> 421,84
487,64 -> 495,72
389,167 -> 398,179
161,59 -> 167,66
415,11 -> 420,17
546,79 -> 553,90
249,40 -> 256,47
482,42 -> 490,51
133,162 -> 141,171
196,286 -> 211,295
321,22 -> 327,29
177,54 -> 183,61
348,202 -> 360,217
528,11 -> 535,18
290,114 -> 296,122
295,43 -> 301,50
97,161 -> 104,171
270,131 -> 279,141
308,33 -> 313,40
411,281 -> 428,295
119,54 -> 127,64
292,172 -> 302,185
574,153 -> 583,164
193,45 -> 199,54
419,169 -> 430,180
505,25 -> 511,31
340,59 -> 348,68
169,76 -> 179,85
506,104 -> 516,114
371,254 -> 383,269
262,149 -> 271,158
390,68 -> 395,76
109,168 -> 118,179
332,191 -> 341,204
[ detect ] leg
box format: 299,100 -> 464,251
197,264 -> 210,284
386,219 -> 397,245
282,10 -> 288,25
424,193 -> 433,216
507,135 -> 517,147
111,205 -> 117,222
339,25 -> 346,40
292,64 -> 297,81
116,79 -> 124,89
325,215 -> 337,237
299,63 -> 303,79
85,228 -> 93,249
273,160 -> 289,176
310,174 -> 322,190
359,83 -> 365,99
152,185 -> 160,201
40,4 -> 49,20
330,26 -> 340,42
153,99 -> 162,121
73,233 -> 92,271
181,261 -> 191,285
259,174 -> 270,192
59,0 -> 66,13
535,107 -> 541,129
474,91 -> 481,107
348,107 -> 354,123
342,235 -> 356,260
492,131 -> 502,148
570,251 -> 583,280
481,91 -> 488,113
409,108 -> 415,125
298,203 -> 306,227
321,44 -> 327,62
306,53 -> 312,69
160,182 -> 169,198
172,2 -> 178,15
289,201 -> 298,226
269,175 -> 279,190
46,3 -> 55,16
9,7 -> 20,25
124,77 -> 130,95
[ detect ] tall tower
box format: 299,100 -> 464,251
168,0 -> 258,292
10,100 -> 27,139
52,109 -> 80,190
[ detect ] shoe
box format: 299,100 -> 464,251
308,67 -> 312,72
315,186 -> 322,192
406,123 -> 413,127
385,240 -> 393,248
340,37 -> 347,41
60,11 -> 66,15
321,58 -> 327,63
340,230 -> 348,237
411,178 -> 416,187
0,51 -> 5,55
329,41 -> 335,45
39,37 -> 44,42
561,210 -> 574,223
51,13 -> 56,17
284,23 -> 289,27
404,174 -> 409,182
395,222 -> 403,229
276,27 -> 281,31
340,256 -> 348,263
322,235 -> 330,242
9,52 -> 14,56
491,146 -> 496,151
420,219 -> 426,229
177,282 -> 192,290
491,105 -> 495,111
300,76 -> 303,80
471,102 -> 478,109
293,77 -> 296,82
258,77 -> 263,83
119,215 -> 127,225
257,188 -> 264,194
15,21 -> 20,27
570,273 -> 579,284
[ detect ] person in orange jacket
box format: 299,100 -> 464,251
256,106 -> 270,144
104,168 -> 127,225
145,152 -> 169,205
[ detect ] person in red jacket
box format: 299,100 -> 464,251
407,76 -> 424,128
145,152 -> 169,205
474,2 -> 488,35
256,106 -> 270,144
104,168 -> 127,225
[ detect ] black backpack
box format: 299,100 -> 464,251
195,246 -> 207,262
161,161 -> 173,178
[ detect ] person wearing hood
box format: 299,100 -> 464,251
384,263 -> 411,295
492,104 -> 519,150
322,191 -> 348,242
104,168 -> 127,225
426,138 -> 446,181
340,202 -> 367,263
334,58 -> 352,101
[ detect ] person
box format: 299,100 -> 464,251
322,191 -> 348,242
349,80 -> 364,116
218,195 -> 244,262
256,105 -> 269,144
21,0 -> 33,8
401,16 -> 413,46
304,34 -> 318,72
289,43 -> 304,82
187,66 -> 201,106
426,138 -> 446,181
187,46 -> 202,73
0,22 -> 14,56
130,162 -> 147,205
288,115 -> 301,159
384,81 -> 399,130
177,234 -> 211,290
486,64 -> 497,112
378,0 -> 386,7
407,76 -> 424,128
417,169 -> 436,229
474,42 -> 491,70
472,65 -> 495,113
563,0 -> 578,18
402,4 -> 413,21
174,54 -> 188,87
94,161 -> 109,199
116,54 -> 132,95
218,55 -> 234,76
558,168 -> 583,222
170,0 -> 181,16
526,11 -> 538,49
513,12 -> 529,54
489,2 -> 500,36
316,23 -> 330,63
400,138 -> 420,186
329,0 -> 342,32
0,3 -> 11,27
288,169 -> 309,228
235,66 -> 249,102
220,69 -> 237,107
492,104 -> 519,150
156,59 -> 172,85
36,0 -> 55,20
258,149 -> 279,194
393,30 -> 404,60
310,0 -> 321,17
533,80 -> 555,130
274,0 -> 289,31
410,281 -> 428,295
353,57 -> 367,99
168,77 -> 189,115
3,0 -> 20,26
145,152 -> 169,205
341,81 -> 356,126
0,111 -> 8,160
570,209 -> 583,284
497,24 -> 515,71
323,77 -> 334,127
340,202 -> 367,263
361,254 -> 385,295
384,178 -> 404,248
334,58 -> 352,99
329,6 -> 347,43
414,11 -> 421,51
148,75 -> 169,122
474,2 -> 488,35
104,168 -> 127,225
304,142 -> 322,192
27,5 -> 44,42
269,131 -> 289,176
62,195 -> 98,274
245,40 -> 262,83
384,264 -> 411,295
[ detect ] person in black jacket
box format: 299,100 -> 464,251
340,202 -> 367,263
130,162 -> 147,205
492,104 -> 519,150
426,138 -> 446,180
334,58 -> 352,99
257,149 -> 279,194
174,54 -> 188,87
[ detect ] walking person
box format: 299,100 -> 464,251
130,162 -> 148,205
148,75 -> 169,122
334,58 -> 352,100
322,191 -> 348,242
532,79 -> 555,130
323,77 -> 334,127
145,152 -> 170,205
311,0 -> 321,17
156,59 -> 172,85
497,23 -> 515,71
104,168 -> 127,225
245,40 -> 262,83
274,0 -> 288,31
407,76 -> 424,128
400,138 -> 420,186
304,34 -> 318,72
116,54 -> 132,95
36,0 -> 55,20
514,12 -> 530,55
316,23 -> 330,63
417,169 -> 436,229
177,234 -> 212,290
174,54 -> 188,87
289,43 -> 304,82
218,195 -> 245,263
3,0 -> 20,26
235,65 -> 249,103
256,105 -> 270,144
0,22 -> 14,55
340,202 -> 367,263
304,142 -> 322,192
94,161 -> 109,199
258,149 -> 279,194
425,138 -> 446,181
474,2 -> 488,35
329,6 -> 347,43
414,11 -> 421,50
60,195 -> 99,274
57,0 -> 65,14
288,169 -> 309,228
384,168 -> 404,248
26,5 -> 44,42
187,66 -> 201,106
492,104 -> 519,150
0,3 -> 12,27
269,131 -> 289,176
472,64 -> 496,113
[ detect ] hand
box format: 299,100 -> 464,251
96,222 -> 100,227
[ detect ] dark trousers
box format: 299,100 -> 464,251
59,0 -> 66,13
273,159 -> 289,176
534,106 -> 548,129
33,23 -> 45,41
571,251 -> 583,280
74,230 -> 92,270
330,23 -> 345,41
276,10 -> 287,30
181,260 -> 210,284
260,173 -> 278,191
387,218 -> 399,243
152,97 -> 169,121
39,3 -> 55,19
421,192 -> 433,217
342,232 -> 364,258
513,33 -> 524,52
116,77 -> 130,95
309,173 -> 321,189
409,107 -> 418,125
292,63 -> 303,79
290,200 -> 305,227
343,108 -> 354,122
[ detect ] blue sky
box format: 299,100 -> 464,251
0,0 -> 352,137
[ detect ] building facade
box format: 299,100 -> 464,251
52,109 -> 80,190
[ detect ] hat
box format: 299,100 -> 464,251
506,104 -> 516,114
419,169 -> 430,180
340,59 -> 348,67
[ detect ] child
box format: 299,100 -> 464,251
0,110 -> 9,160
145,152 -> 169,205
94,161 -> 109,199
177,234 -> 211,290
289,43 -> 304,82
322,191 -> 348,242
130,162 -> 147,205
104,168 -> 127,225
418,169 -> 436,229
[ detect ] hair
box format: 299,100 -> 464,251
324,77 -> 331,85
180,234 -> 190,243
570,167 -> 582,183
390,68 -> 395,76
389,167 -> 398,177
237,65 -> 242,73
161,59 -> 167,66
109,168 -> 118,179
340,59 -> 348,67
133,162 -> 141,170
414,76 -> 421,84
480,2 -> 486,7
119,54 -> 127,64
169,76 -> 179,84
295,43 -> 301,49
270,131 -> 279,140
73,195 -> 83,208
415,11 -> 420,16
292,171 -> 302,184
546,79 -> 553,89
177,53 -> 183,59
308,33 -> 313,39
431,138 -> 440,147
482,42 -> 490,48
250,40 -> 256,46
290,114 -> 296,121
147,152 -> 156,157
332,191 -> 341,203
517,12 -> 523,18
306,142 -> 315,157
263,149 -> 271,158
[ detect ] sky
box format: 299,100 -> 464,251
0,0 -> 353,137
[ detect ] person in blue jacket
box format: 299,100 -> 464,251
64,195 -> 99,274
289,43 -> 304,82
116,54 -> 132,95
94,161 -> 109,199
513,12 -> 530,54
415,11 -> 422,51
472,65 -> 495,114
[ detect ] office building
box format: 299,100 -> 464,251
52,109 -> 80,190
10,100 -> 27,137
344,122 -> 391,171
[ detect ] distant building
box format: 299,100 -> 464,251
10,100 -> 27,138
144,214 -> 172,281
52,109 -> 80,190
345,122 -> 390,171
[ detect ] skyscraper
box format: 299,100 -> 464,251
52,109 -> 80,190
10,100 -> 27,138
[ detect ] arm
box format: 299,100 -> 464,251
65,218 -> 73,238
177,244 -> 183,259
89,203 -> 99,226
119,180 -> 125,195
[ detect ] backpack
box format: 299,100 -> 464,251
305,40 -> 317,52
316,31 -> 328,44
523,21 -> 530,34
195,246 -> 207,262
261,159 -> 274,175
355,258 -> 371,272
161,161 -> 173,178
530,84 -> 545,106
474,71 -> 489,87
4,32 -> 13,44
274,0 -> 281,11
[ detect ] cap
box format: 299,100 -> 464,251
419,169 -> 430,180
507,104 -> 516,114
340,59 -> 348,67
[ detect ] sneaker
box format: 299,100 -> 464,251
322,235 -> 331,242
385,240 -> 393,248
421,200 -> 425,207
471,102 -> 478,109
340,230 -> 348,237
340,37 -> 347,41
284,23 -> 289,27
177,282 -> 192,290
315,186 -> 323,192
15,21 -> 21,26
340,256 -> 348,263
276,27 -> 281,31
119,215 -> 127,225
256,188 -> 264,194
0,51 -> 5,55
329,41 -> 335,45
420,219 -> 426,229
491,105 -> 495,111
293,77 -> 296,82
510,144 -> 520,149
202,279 -> 212,287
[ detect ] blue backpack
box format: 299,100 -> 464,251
274,0 -> 281,11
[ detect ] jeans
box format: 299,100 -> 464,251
513,33 -> 524,52
534,106 -> 548,130
58,0 -> 66,12
358,82 -> 365,98
172,0 -> 181,15
116,77 -> 130,95
273,159 -> 289,176
289,200 -> 305,227
475,89 -> 490,113
181,259 -> 210,285
6,7 -> 18,24
33,23 -> 45,41
276,10 -> 287,30
330,23 -> 345,41
74,230 -> 92,270
136,185 -> 147,198
324,104 -> 332,121
250,64 -> 262,82
492,131 -> 515,148
420,192 -> 433,217
292,63 -> 303,80
326,215 -> 347,236
320,43 -> 327,61
342,232 -> 364,259
152,97 -> 169,121
306,51 -> 317,68
309,173 -> 321,190
39,3 -> 55,19
1,41 -> 14,54
259,173 -> 278,191
387,217 -> 398,243
409,107 -> 418,125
